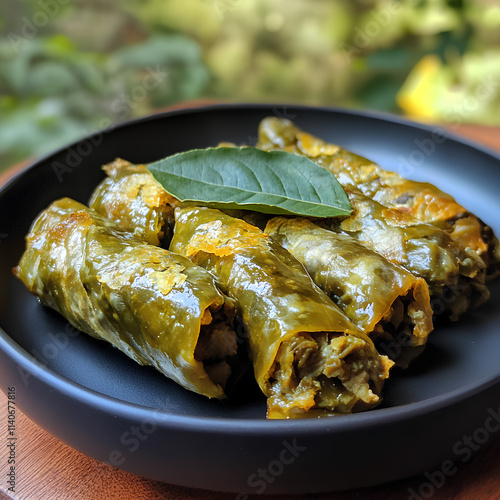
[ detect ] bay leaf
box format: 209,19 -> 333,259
148,147 -> 351,217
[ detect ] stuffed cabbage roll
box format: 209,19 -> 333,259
257,117 -> 500,280
14,198 -> 238,399
169,206 -> 393,418
227,192 -> 487,320
266,217 -> 433,366
325,189 -> 488,320
89,158 -> 181,247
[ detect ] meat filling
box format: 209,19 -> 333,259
266,332 -> 392,418
194,302 -> 238,390
371,292 -> 429,366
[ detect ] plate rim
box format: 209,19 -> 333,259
2,102 -> 499,196
1,325 -> 500,434
1,103 -> 500,434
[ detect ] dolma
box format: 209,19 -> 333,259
266,217 -> 433,366
89,158 -> 180,246
258,117 -> 500,279
237,188 -> 487,320
256,121 -> 489,319
14,198 -> 238,399
169,206 -> 393,418
327,189 -> 488,320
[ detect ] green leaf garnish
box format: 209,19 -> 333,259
148,147 -> 351,217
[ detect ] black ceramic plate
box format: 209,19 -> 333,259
1,104 -> 499,494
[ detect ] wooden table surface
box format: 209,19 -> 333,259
0,108 -> 499,500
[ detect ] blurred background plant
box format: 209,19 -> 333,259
0,0 -> 499,172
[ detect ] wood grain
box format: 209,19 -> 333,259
0,114 -> 499,500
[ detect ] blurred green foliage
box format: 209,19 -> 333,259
1,0 -> 499,172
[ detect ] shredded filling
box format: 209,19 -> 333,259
194,304 -> 238,390
369,292 -> 430,367
266,332 -> 391,418
449,215 -> 500,282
